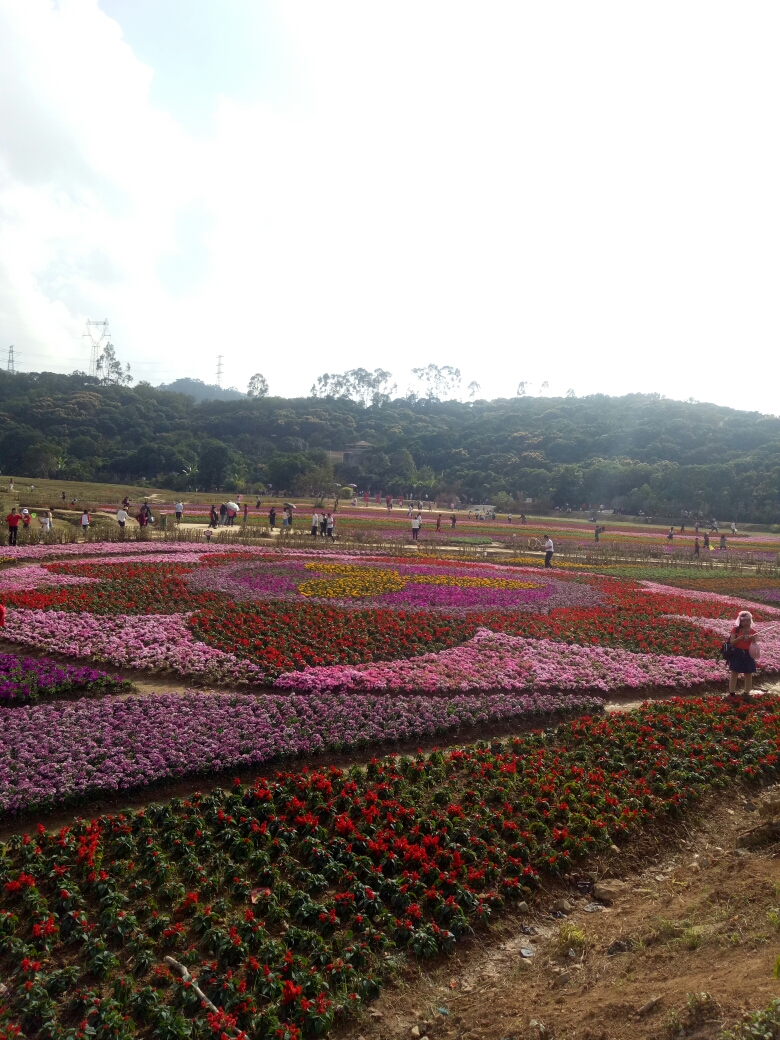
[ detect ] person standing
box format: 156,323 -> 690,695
326,512 -> 334,538
680,521 -> 686,534
450,514 -> 457,528
667,526 -> 674,541
320,512 -> 327,537
6,507 -> 20,546
594,526 -> 600,543
720,533 -> 727,550
21,509 -> 31,533
731,521 -> 738,535
243,503 -> 248,524
693,537 -> 700,557
210,504 -> 219,528
137,508 -> 148,529
80,509 -> 90,537
543,534 -> 554,568
436,513 -> 442,532
175,501 -> 184,523
694,520 -> 700,534
703,531 -> 710,550
116,506 -> 128,532
411,513 -> 420,541
269,506 -> 276,530
311,511 -> 320,537
728,610 -> 759,698
507,513 -> 513,524
219,503 -> 228,526
38,511 -> 52,540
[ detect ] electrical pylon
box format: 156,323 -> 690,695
83,320 -> 111,378
6,345 -> 14,374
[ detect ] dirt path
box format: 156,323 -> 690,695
335,794 -> 780,1040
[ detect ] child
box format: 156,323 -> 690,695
728,610 -> 759,698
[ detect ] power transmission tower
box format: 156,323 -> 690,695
216,355 -> 223,388
6,345 -> 14,374
83,319 -> 111,378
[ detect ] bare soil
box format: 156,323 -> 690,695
336,795 -> 780,1040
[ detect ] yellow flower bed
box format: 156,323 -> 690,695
298,565 -> 405,598
409,575 -> 540,590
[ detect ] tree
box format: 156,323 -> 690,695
310,368 -> 396,407
467,381 -> 481,400
517,381 -> 530,397
198,440 -> 231,489
247,373 -> 269,398
96,343 -> 132,386
411,364 -> 461,401
566,388 -> 577,398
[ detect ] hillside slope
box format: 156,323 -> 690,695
0,371 -> 777,520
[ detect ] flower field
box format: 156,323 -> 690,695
2,697 -> 780,1040
0,541 -> 774,817
0,546 -> 777,692
2,536 -> 780,1039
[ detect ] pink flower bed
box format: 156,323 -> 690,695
273,628 -> 726,694
1,609 -> 264,684
0,564 -> 98,590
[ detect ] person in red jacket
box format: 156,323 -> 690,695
6,507 -> 20,546
136,509 -> 148,528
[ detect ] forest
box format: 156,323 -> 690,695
0,369 -> 778,521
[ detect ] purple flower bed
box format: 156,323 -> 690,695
0,688 -> 604,814
188,559 -> 602,613
0,652 -> 130,703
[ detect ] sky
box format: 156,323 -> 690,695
0,1 -> 778,409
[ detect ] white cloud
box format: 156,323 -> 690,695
0,0 -> 779,407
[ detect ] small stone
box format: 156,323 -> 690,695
689,861 -> 701,871
517,900 -> 530,914
700,857 -> 710,868
369,1009 -> 384,1019
587,870 -> 599,881
607,939 -> 628,956
520,946 -> 535,958
553,969 -> 572,987
517,956 -> 533,971
610,844 -> 620,854
553,898 -> 572,913
745,800 -> 758,812
726,808 -> 735,815
411,1027 -> 421,1039
593,879 -> 628,904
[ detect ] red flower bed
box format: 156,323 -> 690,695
189,603 -> 477,672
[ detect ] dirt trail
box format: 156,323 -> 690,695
336,795 -> 780,1040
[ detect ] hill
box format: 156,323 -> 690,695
156,377 -> 246,402
0,370 -> 778,521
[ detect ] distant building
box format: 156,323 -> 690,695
327,441 -> 372,465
